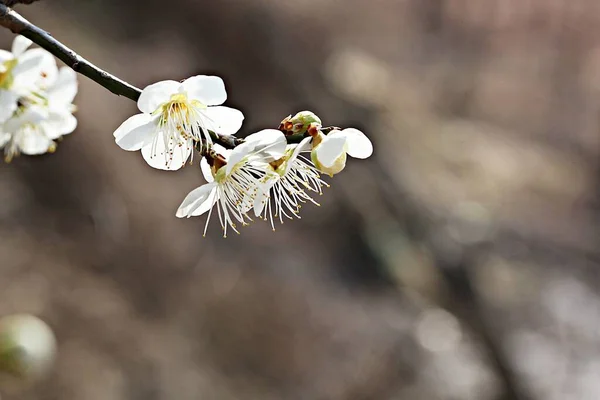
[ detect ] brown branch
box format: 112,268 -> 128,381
1,0 -> 41,6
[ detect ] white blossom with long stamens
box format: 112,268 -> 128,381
254,137 -> 328,230
113,75 -> 244,171
176,129 -> 286,237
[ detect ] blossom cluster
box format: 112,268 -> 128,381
0,36 -> 77,162
113,76 -> 373,236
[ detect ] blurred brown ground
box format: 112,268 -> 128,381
0,0 -> 599,399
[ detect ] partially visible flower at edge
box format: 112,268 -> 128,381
176,129 -> 287,237
113,75 -> 244,171
0,51 -> 78,162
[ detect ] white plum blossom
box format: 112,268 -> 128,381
254,137 -> 328,229
0,35 -> 58,123
310,127 -> 373,176
176,129 -> 286,237
0,44 -> 78,162
113,75 -> 244,171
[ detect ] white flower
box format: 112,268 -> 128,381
0,36 -> 58,123
113,75 -> 244,171
311,127 -> 373,176
253,137 -> 328,229
0,67 -> 78,162
176,129 -> 286,237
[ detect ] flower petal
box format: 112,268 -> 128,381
137,80 -> 179,113
47,67 -> 78,105
17,127 -> 54,155
42,110 -> 77,139
4,106 -> 46,132
201,106 -> 244,135
0,132 -> 10,147
297,136 -> 313,152
341,128 -> 372,159
315,136 -> 347,167
140,133 -> 192,171
12,49 -> 57,90
176,183 -> 217,218
243,129 -> 287,161
0,50 -> 13,64
212,143 -> 231,158
11,36 -> 32,57
182,75 -> 227,106
113,113 -> 155,151
0,90 -> 19,123
200,157 -> 214,182
253,191 -> 267,217
283,137 -> 312,175
225,141 -> 252,176
253,179 -> 276,217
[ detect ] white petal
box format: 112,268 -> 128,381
140,133 -> 192,171
182,75 -> 227,106
176,183 -> 217,218
137,80 -> 179,113
200,157 -> 214,182
0,132 -> 10,148
243,129 -> 287,161
11,36 -> 32,57
253,179 -> 276,217
13,49 -> 58,90
113,113 -> 155,151
341,128 -> 372,159
315,136 -> 347,167
325,129 -> 345,140
212,143 -> 228,155
17,128 -> 54,155
47,67 -> 78,105
42,110 -> 77,139
0,90 -> 18,123
253,191 -> 267,217
225,141 -> 252,176
244,129 -> 284,148
201,106 -> 244,135
4,106 -> 46,132
297,136 -> 313,152
0,50 -> 13,64
212,144 -> 232,160
283,137 -> 312,175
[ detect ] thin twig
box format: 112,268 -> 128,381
0,0 -> 41,7
0,3 -> 274,149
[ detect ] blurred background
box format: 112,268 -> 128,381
0,0 -> 599,399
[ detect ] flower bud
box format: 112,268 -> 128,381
279,111 -> 322,135
0,314 -> 56,382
